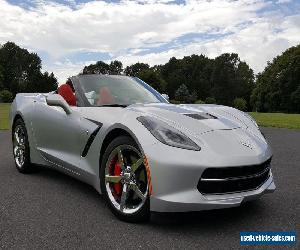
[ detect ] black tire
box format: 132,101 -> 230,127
12,118 -> 36,173
100,135 -> 150,223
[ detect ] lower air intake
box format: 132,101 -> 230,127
197,159 -> 271,194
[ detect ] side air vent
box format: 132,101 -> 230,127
184,113 -> 217,120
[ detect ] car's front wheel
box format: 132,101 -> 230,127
100,136 -> 150,222
12,118 -> 36,173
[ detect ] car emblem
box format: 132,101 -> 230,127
240,140 -> 254,149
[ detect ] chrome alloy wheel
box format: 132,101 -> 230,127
13,125 -> 26,168
105,145 -> 148,214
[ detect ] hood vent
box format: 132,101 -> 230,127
184,113 -> 217,120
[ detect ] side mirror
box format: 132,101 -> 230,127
46,94 -> 72,115
161,94 -> 169,102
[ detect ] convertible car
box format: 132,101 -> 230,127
10,74 -> 275,222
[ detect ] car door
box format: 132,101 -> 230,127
31,95 -> 83,171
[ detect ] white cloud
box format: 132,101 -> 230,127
44,59 -> 96,83
276,0 -> 292,4
116,14 -> 300,73
0,0 -> 299,82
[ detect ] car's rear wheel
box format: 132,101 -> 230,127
100,136 -> 150,222
12,119 -> 36,173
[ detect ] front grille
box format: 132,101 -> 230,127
197,158 -> 271,194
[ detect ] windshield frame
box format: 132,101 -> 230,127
71,74 -> 168,107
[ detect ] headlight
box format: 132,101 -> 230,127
137,116 -> 201,151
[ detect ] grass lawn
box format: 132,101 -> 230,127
250,112 -> 300,129
0,103 -> 10,130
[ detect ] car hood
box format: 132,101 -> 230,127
128,103 -> 249,136
128,103 -> 268,155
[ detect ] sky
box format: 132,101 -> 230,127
0,0 -> 299,82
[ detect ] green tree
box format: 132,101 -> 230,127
195,99 -> 205,104
211,53 -> 254,108
0,42 -> 58,95
251,44 -> 300,113
291,86 -> 300,113
175,84 -> 190,103
233,97 -> 247,111
83,61 -> 110,74
188,91 -> 198,103
124,62 -> 150,76
161,55 -> 213,100
137,68 -> 166,92
0,65 -> 4,90
0,90 -> 13,103
205,97 -> 216,104
109,60 -> 123,75
83,60 -> 123,75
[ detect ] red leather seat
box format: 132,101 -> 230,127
58,84 -> 77,106
97,87 -> 115,105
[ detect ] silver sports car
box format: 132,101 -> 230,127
10,74 -> 275,222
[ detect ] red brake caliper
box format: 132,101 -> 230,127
113,161 -> 122,195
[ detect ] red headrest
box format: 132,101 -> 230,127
58,84 -> 76,106
97,87 -> 115,105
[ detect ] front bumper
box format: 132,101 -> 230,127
150,173 -> 275,212
144,139 -> 275,213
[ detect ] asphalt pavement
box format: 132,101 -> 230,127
0,128 -> 299,249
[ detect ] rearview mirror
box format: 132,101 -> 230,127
46,94 -> 72,115
161,94 -> 169,102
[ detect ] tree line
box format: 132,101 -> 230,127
83,45 -> 300,113
0,42 -> 58,102
0,41 -> 299,113
83,54 -> 254,111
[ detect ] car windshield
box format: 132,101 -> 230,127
78,75 -> 166,106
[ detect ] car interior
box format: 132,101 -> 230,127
57,81 -> 117,106
57,84 -> 77,106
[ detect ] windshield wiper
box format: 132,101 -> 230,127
97,104 -> 128,107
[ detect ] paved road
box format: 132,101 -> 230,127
0,128 -> 299,250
